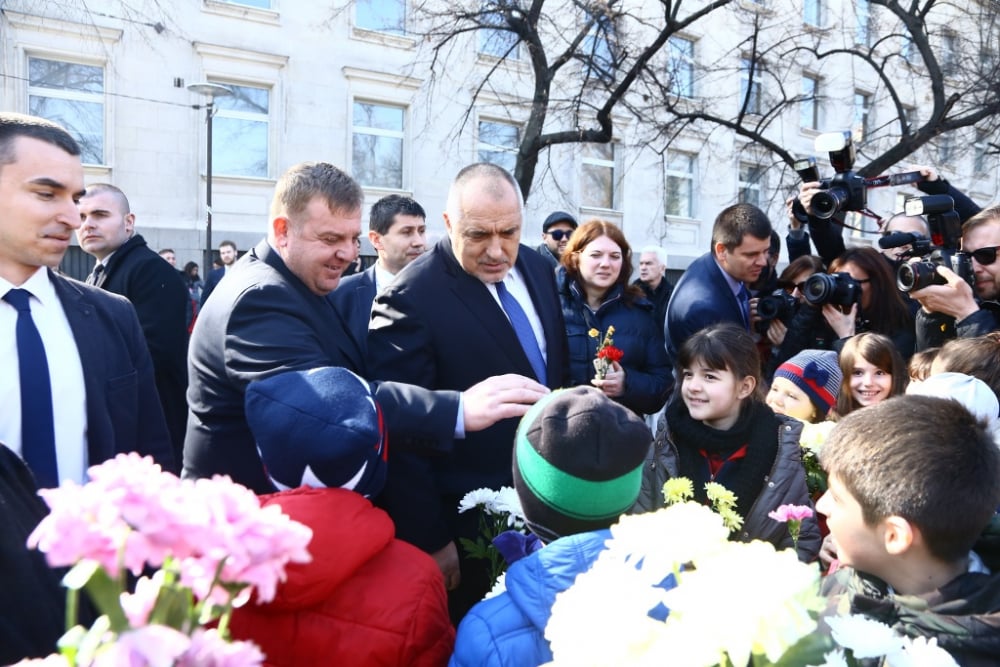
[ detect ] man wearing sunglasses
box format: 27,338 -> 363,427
910,205 -> 1000,349
536,211 -> 577,271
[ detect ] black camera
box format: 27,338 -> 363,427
757,289 -> 797,323
802,272 -> 862,308
795,132 -> 923,220
895,195 -> 974,292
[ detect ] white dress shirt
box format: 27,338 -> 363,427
1,267 -> 88,485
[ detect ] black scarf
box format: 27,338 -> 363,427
667,399 -> 780,524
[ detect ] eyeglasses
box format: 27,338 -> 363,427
967,245 -> 1000,266
547,229 -> 572,241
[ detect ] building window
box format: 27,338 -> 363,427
901,104 -> 917,132
212,83 -> 269,178
581,142 -> 617,210
937,135 -> 953,165
974,130 -> 990,173
803,0 -> 822,26
739,58 -> 762,115
664,152 -> 696,218
941,32 -> 958,76
352,101 -> 405,189
800,74 -> 820,130
854,91 -> 872,140
667,36 -> 695,99
478,6 -> 519,58
28,57 -> 104,165
478,120 -> 519,174
738,163 -> 765,208
581,12 -> 617,83
855,0 -> 870,46
356,0 -> 405,34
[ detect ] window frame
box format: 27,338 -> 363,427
478,6 -> 520,59
800,73 -> 820,131
854,91 -> 872,140
855,0 -> 871,46
664,151 -> 697,219
738,162 -> 765,208
580,142 -> 620,211
351,99 -> 407,190
739,57 -> 763,115
477,119 -> 521,174
355,0 -> 406,36
209,80 -> 272,179
974,130 -> 990,174
803,0 -> 823,27
581,12 -> 617,84
667,36 -> 696,99
27,55 -> 106,166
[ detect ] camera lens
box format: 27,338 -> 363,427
897,261 -> 945,292
811,186 -> 849,220
802,273 -> 832,305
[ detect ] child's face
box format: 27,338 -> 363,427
681,360 -> 755,430
766,377 -> 817,422
816,472 -> 886,576
849,356 -> 893,407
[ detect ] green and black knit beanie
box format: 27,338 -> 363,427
513,386 -> 652,543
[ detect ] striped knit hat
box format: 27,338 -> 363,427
513,386 -> 651,543
774,349 -> 842,419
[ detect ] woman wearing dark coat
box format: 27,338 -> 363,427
557,219 -> 673,416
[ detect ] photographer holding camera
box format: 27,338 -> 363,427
909,206 -> 1000,350
769,247 -> 915,377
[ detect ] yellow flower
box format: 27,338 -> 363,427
662,478 -> 694,506
704,482 -> 737,510
718,506 -> 745,532
607,325 -> 616,335
588,328 -> 600,338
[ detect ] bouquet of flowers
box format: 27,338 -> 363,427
799,421 -> 837,498
589,326 -> 623,380
543,497 -> 958,666
14,453 -> 313,666
457,486 -> 530,592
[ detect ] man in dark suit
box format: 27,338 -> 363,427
665,203 -> 773,358
77,184 -> 190,462
329,194 -> 427,354
183,161 -> 548,495
198,239 -> 237,307
367,162 -> 569,620
0,112 -> 174,659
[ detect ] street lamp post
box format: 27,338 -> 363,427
186,82 -> 233,276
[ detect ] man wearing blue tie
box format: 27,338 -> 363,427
664,203 -> 773,359
368,162 -> 568,622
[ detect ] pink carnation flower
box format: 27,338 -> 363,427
768,504 -> 814,523
179,629 -> 265,667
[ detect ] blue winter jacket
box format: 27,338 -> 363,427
449,530 -> 610,667
557,268 -> 673,416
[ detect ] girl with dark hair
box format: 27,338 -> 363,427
634,323 -> 820,561
557,219 -> 672,416
834,332 -> 908,418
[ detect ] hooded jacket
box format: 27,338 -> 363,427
229,487 -> 454,667
449,530 -> 610,667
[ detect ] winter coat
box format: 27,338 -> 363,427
449,530 -> 610,667
821,516 -> 1000,667
229,487 -> 454,667
557,267 -> 673,416
632,411 -> 821,561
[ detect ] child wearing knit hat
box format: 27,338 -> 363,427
451,386 -> 651,667
766,349 -> 842,423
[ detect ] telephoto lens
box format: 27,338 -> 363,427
802,272 -> 861,308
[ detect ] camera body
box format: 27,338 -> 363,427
895,195 -> 974,292
755,288 -> 797,333
794,132 -> 867,220
802,272 -> 862,309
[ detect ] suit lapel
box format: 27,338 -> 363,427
254,241 -> 365,371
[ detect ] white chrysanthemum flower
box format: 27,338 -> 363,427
825,614 -> 906,659
885,636 -> 960,667
808,649 -> 849,667
799,421 -> 837,455
482,571 -> 507,600
491,486 -> 525,522
662,541 -> 823,665
457,487 -> 497,514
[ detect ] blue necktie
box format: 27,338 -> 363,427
737,284 -> 751,331
3,289 -> 58,488
495,281 -> 547,385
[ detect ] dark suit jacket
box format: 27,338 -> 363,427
49,271 -> 175,470
367,239 -> 568,553
665,252 -> 746,359
183,240 -> 461,494
199,266 -> 225,308
328,265 -> 377,358
92,234 -> 189,460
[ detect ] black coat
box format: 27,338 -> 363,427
94,234 -> 189,460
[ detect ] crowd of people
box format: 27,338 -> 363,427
2,110 -> 1000,666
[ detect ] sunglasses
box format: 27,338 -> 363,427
547,229 -> 572,241
967,245 -> 1000,266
